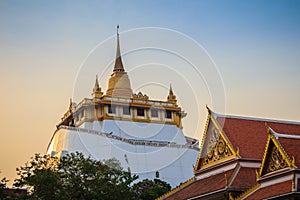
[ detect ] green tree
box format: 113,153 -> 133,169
58,152 -> 138,200
133,179 -> 171,200
14,152 -> 138,200
14,154 -> 61,200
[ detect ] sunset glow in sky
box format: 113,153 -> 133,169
0,0 -> 300,185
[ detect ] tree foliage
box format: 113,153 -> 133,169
14,152 -> 138,200
14,154 -> 60,199
14,152 -> 171,200
133,179 -> 171,200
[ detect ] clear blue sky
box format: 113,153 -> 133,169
0,0 -> 300,185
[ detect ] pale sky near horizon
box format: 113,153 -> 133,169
1,0 -> 300,186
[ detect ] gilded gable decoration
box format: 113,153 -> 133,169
194,106 -> 239,173
199,121 -> 233,167
194,108 -> 237,171
259,125 -> 296,177
261,140 -> 288,175
133,92 -> 149,100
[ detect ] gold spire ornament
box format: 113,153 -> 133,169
167,84 -> 177,104
106,25 -> 133,98
113,25 -> 125,72
92,75 -> 103,99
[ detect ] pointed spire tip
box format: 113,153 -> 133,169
113,25 -> 125,72
169,83 -> 173,95
117,24 -> 120,35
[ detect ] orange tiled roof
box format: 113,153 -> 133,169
164,110 -> 300,200
230,167 -> 257,189
278,137 -> 300,167
215,115 -> 300,160
164,169 -> 235,199
244,180 -> 292,199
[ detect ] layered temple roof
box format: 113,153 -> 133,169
160,108 -> 300,199
237,128 -> 300,199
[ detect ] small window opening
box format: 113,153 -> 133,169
165,110 -> 172,119
137,108 -> 145,116
108,105 -> 116,114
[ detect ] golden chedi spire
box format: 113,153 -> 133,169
92,75 -> 103,99
106,25 -> 133,98
113,25 -> 125,72
167,84 -> 177,104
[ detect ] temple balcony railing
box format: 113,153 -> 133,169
56,125 -> 199,151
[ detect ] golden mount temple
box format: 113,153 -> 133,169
47,27 -> 200,187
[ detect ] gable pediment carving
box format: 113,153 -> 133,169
199,120 -> 234,168
261,140 -> 288,176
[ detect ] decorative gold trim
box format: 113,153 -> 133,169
259,125 -> 296,177
229,193 -> 235,200
234,183 -> 260,200
194,111 -> 211,173
258,133 -> 272,178
271,134 -> 294,167
273,135 -> 296,168
236,147 -> 240,157
199,155 -> 237,170
210,116 -> 238,158
194,108 -> 239,172
60,93 -> 184,128
61,100 -> 183,128
292,156 -> 296,167
255,170 -> 259,180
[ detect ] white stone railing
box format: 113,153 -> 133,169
104,97 -> 174,107
57,125 -> 199,150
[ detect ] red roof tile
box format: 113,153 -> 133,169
270,123 -> 300,135
166,113 -> 300,199
278,137 -> 300,167
165,169 -> 235,200
230,167 -> 257,189
245,180 -> 292,199
216,116 -> 300,160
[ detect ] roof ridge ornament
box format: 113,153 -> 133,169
92,75 -> 103,99
93,75 -> 100,92
167,83 -> 177,104
206,105 -> 212,114
113,24 -> 125,72
169,84 -> 174,96
265,122 -> 271,134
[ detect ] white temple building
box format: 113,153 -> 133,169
47,28 -> 199,187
